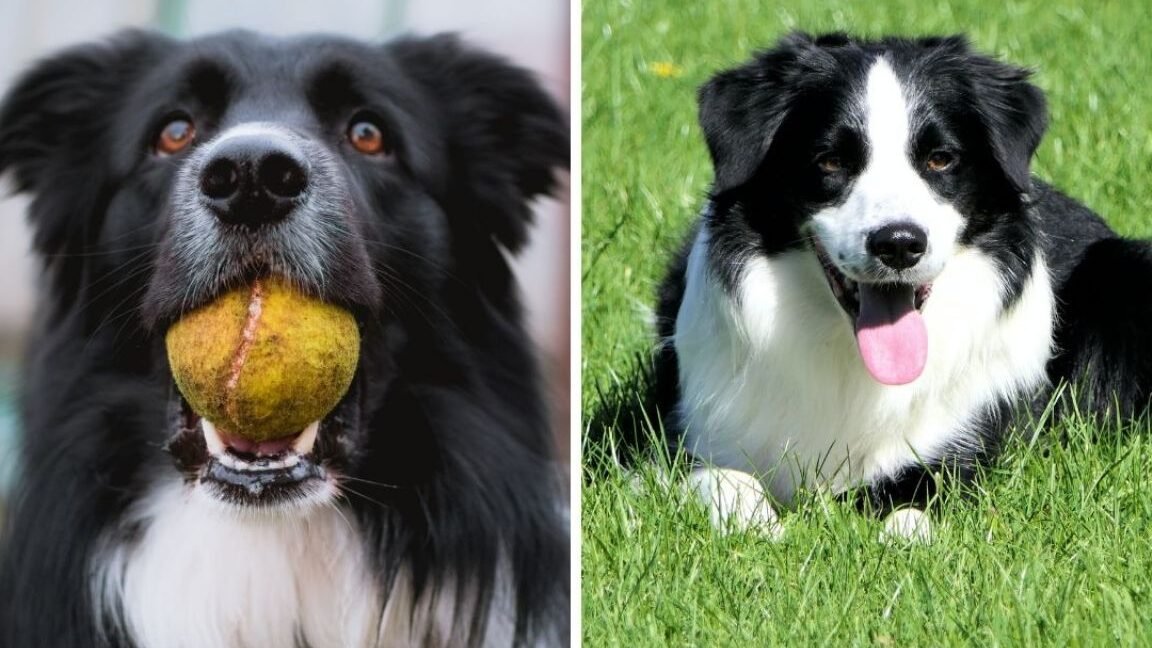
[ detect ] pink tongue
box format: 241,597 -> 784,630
854,284 -> 927,385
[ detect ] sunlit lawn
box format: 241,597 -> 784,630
582,0 -> 1152,644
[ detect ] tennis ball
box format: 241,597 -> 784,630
166,278 -> 359,442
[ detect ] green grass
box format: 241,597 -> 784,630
581,0 -> 1152,645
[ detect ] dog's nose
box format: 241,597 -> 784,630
199,137 -> 308,227
866,222 -> 928,270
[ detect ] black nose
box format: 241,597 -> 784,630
866,222 -> 928,270
199,137 -> 308,227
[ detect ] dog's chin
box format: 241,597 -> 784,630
164,376 -> 362,514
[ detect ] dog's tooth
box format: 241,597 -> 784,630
217,452 -> 240,470
201,419 -> 227,455
282,454 -> 301,468
291,421 -> 321,455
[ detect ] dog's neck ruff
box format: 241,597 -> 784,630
90,479 -> 514,648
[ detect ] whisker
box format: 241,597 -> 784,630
42,241 -> 160,259
337,482 -> 392,510
339,475 -> 399,490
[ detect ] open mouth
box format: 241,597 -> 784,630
158,276 -> 364,509
812,241 -> 933,386
165,377 -> 360,508
814,244 -> 932,318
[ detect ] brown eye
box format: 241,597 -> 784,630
347,120 -> 388,155
926,150 -> 956,172
155,117 -> 195,155
817,155 -> 843,173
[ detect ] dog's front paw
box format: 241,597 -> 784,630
688,467 -> 783,539
879,508 -> 933,544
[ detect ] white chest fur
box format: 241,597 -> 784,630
673,230 -> 1054,503
91,481 -> 501,648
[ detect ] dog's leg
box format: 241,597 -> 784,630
687,466 -> 782,538
853,464 -> 945,543
879,508 -> 933,543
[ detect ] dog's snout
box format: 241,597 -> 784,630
866,222 -> 928,270
199,136 -> 308,227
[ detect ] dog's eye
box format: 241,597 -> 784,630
816,155 -> 843,174
347,119 -> 389,155
155,117 -> 196,156
926,150 -> 956,172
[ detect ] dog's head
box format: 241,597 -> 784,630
699,32 -> 1046,384
0,30 -> 566,511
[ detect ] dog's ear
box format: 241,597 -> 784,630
965,51 -> 1048,196
388,34 -> 567,253
699,32 -> 822,194
0,30 -> 169,255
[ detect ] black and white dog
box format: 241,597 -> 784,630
657,33 -> 1152,539
0,30 -> 568,647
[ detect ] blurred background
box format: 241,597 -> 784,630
0,0 -> 570,515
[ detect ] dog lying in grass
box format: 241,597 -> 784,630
656,32 -> 1152,540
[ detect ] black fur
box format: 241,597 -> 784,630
658,32 -> 1152,513
0,29 -> 567,647
692,33 -> 1047,306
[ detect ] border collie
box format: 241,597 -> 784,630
656,32 -> 1152,540
0,30 -> 568,647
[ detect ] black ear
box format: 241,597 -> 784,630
0,30 -> 169,255
699,32 -> 820,194
388,34 -> 567,253
966,52 -> 1048,195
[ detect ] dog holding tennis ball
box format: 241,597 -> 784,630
0,30 -> 568,648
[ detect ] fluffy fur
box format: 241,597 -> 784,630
657,32 -> 1152,531
0,30 -> 568,647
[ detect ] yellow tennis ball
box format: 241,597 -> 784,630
166,278 -> 360,443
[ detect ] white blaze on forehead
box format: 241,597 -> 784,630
862,57 -> 913,166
